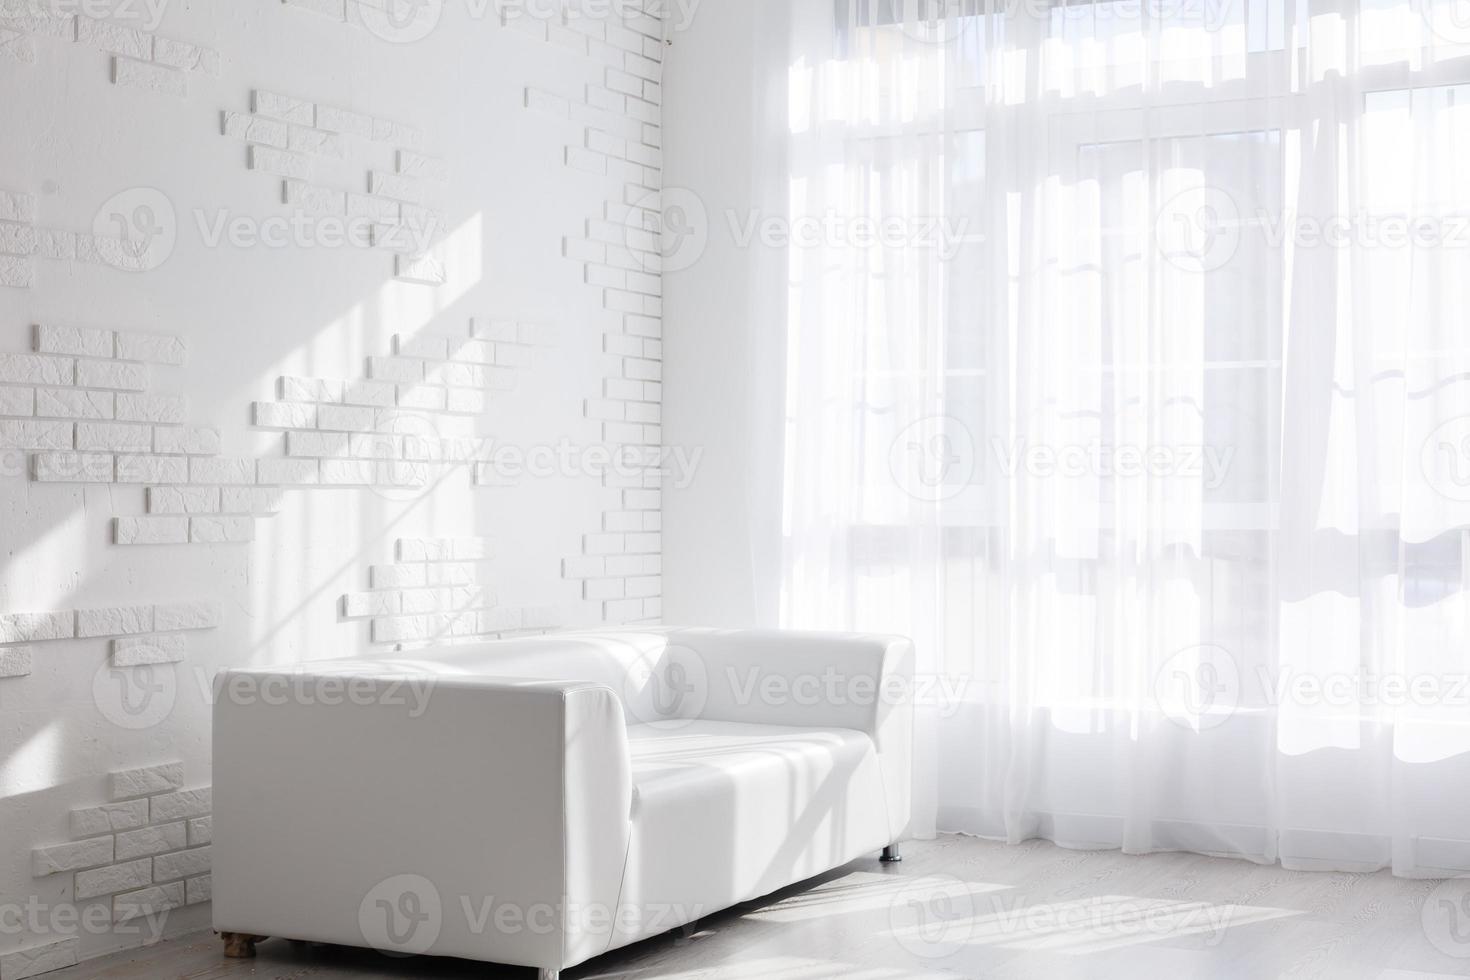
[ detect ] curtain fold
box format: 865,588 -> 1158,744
761,0 -> 1470,875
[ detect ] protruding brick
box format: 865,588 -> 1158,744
397,538 -> 492,562
189,456 -> 255,485
116,393 -> 187,423
116,454 -> 188,484
36,324 -> 113,357
257,458 -> 319,485
71,799 -> 149,837
113,882 -> 184,923
0,611 -> 73,644
221,110 -> 288,147
78,17 -> 152,59
396,253 -> 446,285
153,845 -> 210,881
35,388 -> 112,419
153,37 -> 220,76
113,56 -> 188,97
286,431 -> 348,457
185,874 -> 212,905
396,151 -> 448,182
113,634 -> 188,667
0,386 -> 34,416
187,816 -> 212,846
153,426 -> 221,455
372,116 -> 422,148
76,858 -> 153,900
148,486 -> 221,514
116,822 -> 187,861
0,646 -> 33,678
0,420 -> 72,450
76,422 -> 152,453
316,103 -> 372,138
77,605 -> 154,638
109,762 -> 185,800
33,451 -> 114,482
0,938 -> 79,980
249,145 -> 312,180
77,359 -> 148,391
149,788 -> 211,823
0,354 -> 73,385
115,331 -> 187,366
0,256 -> 33,288
318,404 -> 376,431
221,487 -> 282,514
253,89 -> 315,125
32,837 -> 114,877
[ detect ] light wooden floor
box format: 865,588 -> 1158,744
42,836 -> 1470,980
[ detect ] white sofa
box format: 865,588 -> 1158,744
212,628 -> 913,978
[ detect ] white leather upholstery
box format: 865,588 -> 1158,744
212,628 -> 913,973
615,721 -> 892,949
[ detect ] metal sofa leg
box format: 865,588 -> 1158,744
881,844 -> 902,863
538,970 -> 560,980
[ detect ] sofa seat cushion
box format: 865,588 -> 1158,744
627,720 -> 875,812
610,721 -> 894,951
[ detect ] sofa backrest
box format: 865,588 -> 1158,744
367,630 -> 687,726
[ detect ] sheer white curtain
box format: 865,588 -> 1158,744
767,0 -> 1470,874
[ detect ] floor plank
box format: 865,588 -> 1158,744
38,836 -> 1470,980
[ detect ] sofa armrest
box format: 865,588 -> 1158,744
212,666 -> 631,972
657,627 -> 915,842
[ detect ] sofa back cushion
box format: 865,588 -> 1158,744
385,631 -> 694,726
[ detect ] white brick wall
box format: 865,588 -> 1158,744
0,354 -> 73,385
0,937 -> 79,979
111,764 -> 184,800
34,387 -> 113,419
0,645 -> 34,678
34,765 -> 213,925
36,323 -> 113,357
116,454 -> 188,484
71,800 -> 149,837
519,6 -> 666,624
113,634 -> 188,666
77,422 -> 152,453
115,331 -> 187,365
0,611 -> 74,644
115,516 -> 190,545
147,487 -> 220,514
115,823 -> 186,861
77,359 -> 148,391
77,605 -> 153,639
113,56 -> 187,97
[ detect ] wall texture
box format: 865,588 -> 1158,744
660,0 -> 785,630
0,1 -> 665,973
